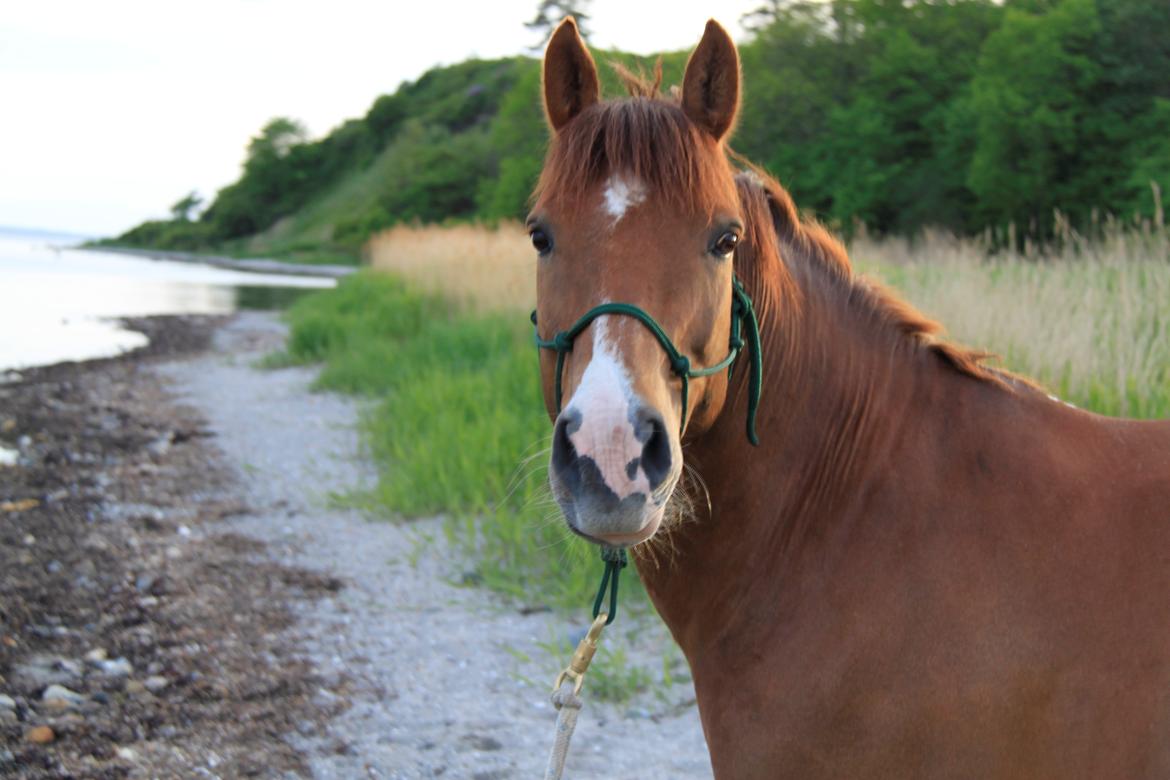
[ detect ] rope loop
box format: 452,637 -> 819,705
592,547 -> 627,625
553,332 -> 574,353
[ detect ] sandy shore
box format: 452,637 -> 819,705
2,313 -> 710,778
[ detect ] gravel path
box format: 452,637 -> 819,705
159,312 -> 711,779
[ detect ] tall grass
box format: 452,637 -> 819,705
279,222 -> 1169,613
366,222 -> 534,312
279,271 -> 602,608
851,223 -> 1170,418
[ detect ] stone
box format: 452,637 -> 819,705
125,680 -> 153,701
12,655 -> 79,690
41,684 -> 86,709
25,725 -> 55,744
84,647 -> 108,663
98,658 -> 133,678
0,694 -> 15,711
143,676 -> 169,693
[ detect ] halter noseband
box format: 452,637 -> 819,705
530,276 -> 762,446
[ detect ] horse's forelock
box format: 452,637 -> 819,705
534,93 -> 735,216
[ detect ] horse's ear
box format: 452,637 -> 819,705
681,20 -> 740,142
543,17 -> 601,133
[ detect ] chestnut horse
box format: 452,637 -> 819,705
530,17 -> 1170,780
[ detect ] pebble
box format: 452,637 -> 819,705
125,680 -> 153,700
0,694 -> 15,711
143,676 -> 169,693
12,655 -> 80,690
115,746 -> 138,761
42,684 -> 86,709
84,647 -> 108,663
98,657 -> 134,677
25,725 -> 55,744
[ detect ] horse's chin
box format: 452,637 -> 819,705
564,503 -> 666,549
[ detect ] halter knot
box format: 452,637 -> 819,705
553,332 -> 575,353
670,355 -> 691,376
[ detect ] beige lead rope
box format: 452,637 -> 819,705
544,613 -> 608,779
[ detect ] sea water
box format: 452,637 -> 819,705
0,228 -> 334,372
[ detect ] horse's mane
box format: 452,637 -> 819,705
537,66 -> 1006,389
731,166 -> 1008,388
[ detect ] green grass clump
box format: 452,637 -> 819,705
281,271 -> 605,609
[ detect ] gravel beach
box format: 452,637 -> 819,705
1,312 -> 710,778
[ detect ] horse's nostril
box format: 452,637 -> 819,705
551,410 -> 582,493
639,411 -> 672,491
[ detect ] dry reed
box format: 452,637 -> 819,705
365,221 -> 534,312
363,214 -> 1169,418
850,214 -> 1170,417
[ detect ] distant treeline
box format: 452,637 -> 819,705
111,0 -> 1170,256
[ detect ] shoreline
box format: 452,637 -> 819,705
84,245 -> 357,280
1,313 -> 710,778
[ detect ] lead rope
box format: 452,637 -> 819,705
544,548 -> 627,779
536,278 -> 762,776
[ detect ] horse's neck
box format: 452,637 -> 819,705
638,255 -> 956,658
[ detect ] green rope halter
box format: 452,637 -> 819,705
530,275 -> 762,446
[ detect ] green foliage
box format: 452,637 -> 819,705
279,272 -> 606,609
170,190 -> 203,222
112,0 -> 1170,255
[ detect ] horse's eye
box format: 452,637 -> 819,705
712,231 -> 739,258
530,229 -> 552,255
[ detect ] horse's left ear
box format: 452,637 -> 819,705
682,20 -> 740,142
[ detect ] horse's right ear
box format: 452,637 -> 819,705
542,17 -> 600,133
682,20 -> 740,142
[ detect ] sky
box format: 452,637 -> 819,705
2,1 -> 761,237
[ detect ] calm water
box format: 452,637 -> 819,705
0,231 -> 335,372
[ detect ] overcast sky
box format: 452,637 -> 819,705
2,1 -> 760,237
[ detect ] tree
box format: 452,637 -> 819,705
965,0 -> 1101,234
525,0 -> 592,51
170,191 -> 203,222
246,117 -> 308,162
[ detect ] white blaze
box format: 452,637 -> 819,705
602,175 -> 647,223
565,315 -> 651,498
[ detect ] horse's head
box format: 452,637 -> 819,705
531,19 -> 745,548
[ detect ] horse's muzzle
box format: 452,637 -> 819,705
549,403 -> 675,546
